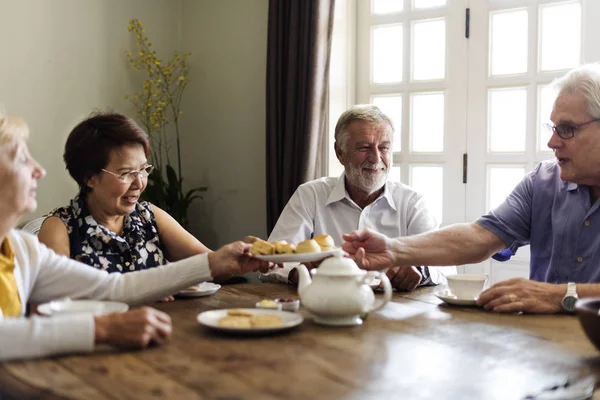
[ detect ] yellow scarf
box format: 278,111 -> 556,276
0,238 -> 21,317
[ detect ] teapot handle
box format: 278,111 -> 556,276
361,271 -> 392,313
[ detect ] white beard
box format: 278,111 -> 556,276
345,161 -> 389,194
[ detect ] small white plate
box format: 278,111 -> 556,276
197,308 -> 304,334
435,290 -> 479,307
38,300 -> 129,316
177,282 -> 221,298
251,248 -> 343,263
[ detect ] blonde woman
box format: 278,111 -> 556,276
0,113 -> 266,361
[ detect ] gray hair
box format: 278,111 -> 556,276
334,104 -> 394,152
0,111 -> 29,145
553,64 -> 600,119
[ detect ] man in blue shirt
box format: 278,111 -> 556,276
341,64 -> 600,314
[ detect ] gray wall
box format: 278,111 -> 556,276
0,0 -> 269,248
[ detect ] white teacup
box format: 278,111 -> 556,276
446,274 -> 488,299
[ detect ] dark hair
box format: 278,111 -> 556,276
64,111 -> 150,194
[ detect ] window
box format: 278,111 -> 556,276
327,0 -> 596,283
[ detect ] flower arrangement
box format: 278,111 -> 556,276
125,18 -> 206,227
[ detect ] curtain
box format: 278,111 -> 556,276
266,0 -> 336,234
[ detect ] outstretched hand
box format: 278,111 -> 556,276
208,241 -> 272,279
342,229 -> 395,270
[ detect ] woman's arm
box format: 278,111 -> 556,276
152,204 -> 211,261
38,216 -> 71,257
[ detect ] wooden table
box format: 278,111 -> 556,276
1,283 -> 599,400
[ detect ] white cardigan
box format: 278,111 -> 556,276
0,229 -> 213,361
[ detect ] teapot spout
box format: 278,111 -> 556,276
295,263 -> 312,295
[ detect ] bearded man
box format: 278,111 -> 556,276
262,104 -> 455,290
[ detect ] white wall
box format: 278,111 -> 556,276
0,0 -> 183,222
181,0 -> 268,248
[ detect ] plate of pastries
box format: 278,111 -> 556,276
248,234 -> 343,263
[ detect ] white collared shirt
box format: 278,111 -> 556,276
263,174 -> 456,283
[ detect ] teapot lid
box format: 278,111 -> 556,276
313,253 -> 365,276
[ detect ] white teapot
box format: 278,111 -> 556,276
296,254 -> 392,326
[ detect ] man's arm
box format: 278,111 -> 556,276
343,223 -> 506,270
403,193 -> 455,285
391,222 -> 507,267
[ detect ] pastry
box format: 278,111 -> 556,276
274,240 -> 296,254
249,239 -> 275,255
250,314 -> 283,327
227,309 -> 254,317
314,234 -> 335,251
218,316 -> 252,328
295,239 -> 321,253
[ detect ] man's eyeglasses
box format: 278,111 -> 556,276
543,118 -> 600,140
102,165 -> 154,184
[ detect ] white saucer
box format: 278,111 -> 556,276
366,277 -> 381,289
197,308 -> 303,334
177,282 -> 221,298
434,290 -> 479,307
38,299 -> 129,316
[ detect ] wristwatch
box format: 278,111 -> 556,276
561,282 -> 578,313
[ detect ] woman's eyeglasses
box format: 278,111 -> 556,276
101,165 -> 154,184
543,118 -> 600,139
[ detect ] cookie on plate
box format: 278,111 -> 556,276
250,314 -> 283,327
218,316 -> 252,328
227,309 -> 254,317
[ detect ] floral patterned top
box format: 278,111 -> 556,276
48,195 -> 166,273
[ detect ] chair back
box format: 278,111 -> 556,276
18,217 -> 46,236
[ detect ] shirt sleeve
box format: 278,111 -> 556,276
0,314 -> 94,362
405,193 -> 457,285
260,187 -> 316,283
475,166 -> 535,253
30,241 -> 213,306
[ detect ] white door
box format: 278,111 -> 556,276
355,0 -> 469,227
464,0 -> 582,283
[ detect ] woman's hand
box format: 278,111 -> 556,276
208,241 -> 272,279
94,307 -> 172,348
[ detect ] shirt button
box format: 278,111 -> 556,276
577,256 -> 584,263
584,220 -> 591,226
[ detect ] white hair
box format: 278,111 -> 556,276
334,104 -> 393,152
0,110 -> 29,144
553,64 -> 600,119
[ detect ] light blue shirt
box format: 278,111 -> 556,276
477,160 -> 600,283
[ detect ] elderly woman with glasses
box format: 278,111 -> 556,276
39,112 -> 211,285
0,112 -> 267,361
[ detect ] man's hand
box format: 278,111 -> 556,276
208,241 -> 272,279
342,229 -> 394,270
94,307 -> 172,348
386,266 -> 422,292
476,278 -> 564,313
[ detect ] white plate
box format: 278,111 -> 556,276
435,290 -> 479,307
251,248 -> 343,263
177,282 -> 221,298
197,308 -> 304,334
38,300 -> 129,316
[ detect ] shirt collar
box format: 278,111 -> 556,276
559,180 -> 579,192
325,172 -> 397,211
0,238 -> 14,267
75,194 -> 129,244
